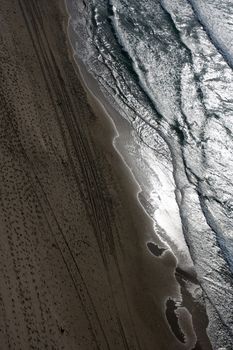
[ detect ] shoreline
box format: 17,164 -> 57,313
63,1 -> 213,349
63,7 -> 200,349
65,2 -> 233,347
0,0 -> 212,348
64,1 -> 195,273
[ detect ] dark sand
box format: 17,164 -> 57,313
0,0 -> 212,349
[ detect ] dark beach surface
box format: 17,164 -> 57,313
0,0 -> 212,349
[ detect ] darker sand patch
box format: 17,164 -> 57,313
175,268 -> 213,350
146,241 -> 166,257
165,298 -> 185,344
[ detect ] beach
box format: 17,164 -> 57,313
0,0 -> 213,349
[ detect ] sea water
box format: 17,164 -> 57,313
66,0 -> 233,347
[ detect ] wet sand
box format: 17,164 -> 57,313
0,0 -> 212,349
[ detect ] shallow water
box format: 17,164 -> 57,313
66,0 -> 233,347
